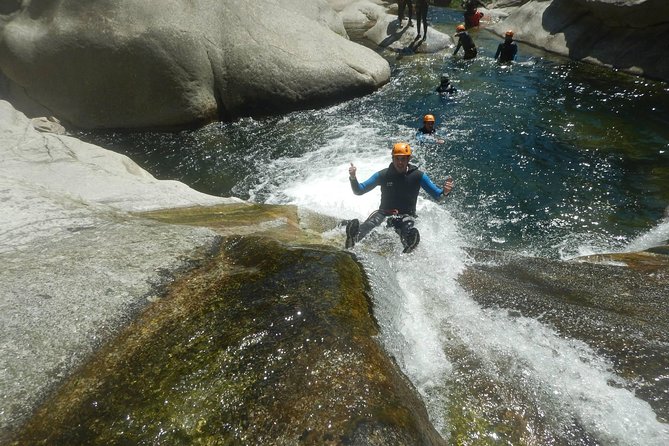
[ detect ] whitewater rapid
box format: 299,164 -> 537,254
249,119 -> 669,444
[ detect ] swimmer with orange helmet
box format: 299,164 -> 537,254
453,24 -> 477,60
494,30 -> 518,63
417,114 -> 445,144
345,142 -> 454,253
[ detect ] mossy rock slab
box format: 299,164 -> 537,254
9,236 -> 444,445
139,203 -> 341,246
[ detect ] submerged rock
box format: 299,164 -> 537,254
8,236 -> 446,445
458,246 -> 669,423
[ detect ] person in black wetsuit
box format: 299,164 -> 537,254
416,114 -> 445,144
345,142 -> 454,253
453,24 -> 477,60
494,30 -> 518,63
436,75 -> 456,95
398,0 -> 414,27
463,0 -> 485,28
415,0 -> 429,39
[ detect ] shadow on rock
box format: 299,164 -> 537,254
542,0 -> 669,80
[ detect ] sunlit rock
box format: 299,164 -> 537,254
0,0 -> 390,129
8,236 -> 446,445
0,100 -> 238,437
328,0 -> 453,53
489,0 -> 669,81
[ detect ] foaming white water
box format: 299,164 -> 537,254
252,120 -> 668,444
440,291 -> 669,444
625,216 -> 669,252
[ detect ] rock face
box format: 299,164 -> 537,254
0,0 -> 390,129
8,234 -> 446,445
0,100 -> 237,438
332,0 -> 454,53
491,0 -> 669,81
0,100 -> 445,444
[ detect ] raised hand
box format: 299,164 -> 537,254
443,176 -> 454,196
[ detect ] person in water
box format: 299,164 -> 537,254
415,0 -> 429,39
345,142 -> 454,253
463,0 -> 485,28
453,24 -> 477,60
416,114 -> 445,144
436,75 -> 456,95
398,0 -> 414,27
494,30 -> 518,63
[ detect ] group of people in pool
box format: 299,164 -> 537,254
343,1 -> 518,253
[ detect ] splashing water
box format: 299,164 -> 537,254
77,9 -> 669,443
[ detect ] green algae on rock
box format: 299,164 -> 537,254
9,235 -> 445,445
140,203 -> 340,246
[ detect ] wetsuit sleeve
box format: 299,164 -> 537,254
350,171 -> 381,196
420,173 -> 444,200
454,40 -> 462,55
494,43 -> 502,60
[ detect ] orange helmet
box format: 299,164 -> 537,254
456,24 -> 465,32
423,114 -> 435,123
505,30 -> 514,37
392,142 -> 412,157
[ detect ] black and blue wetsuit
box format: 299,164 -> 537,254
349,163 -> 444,241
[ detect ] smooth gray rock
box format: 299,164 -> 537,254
490,0 -> 669,81
0,0 -> 390,129
332,0 -> 454,52
0,100 -> 238,438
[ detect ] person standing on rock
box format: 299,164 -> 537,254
398,0 -> 414,27
453,24 -> 477,60
416,0 -> 430,39
345,142 -> 453,253
494,30 -> 518,63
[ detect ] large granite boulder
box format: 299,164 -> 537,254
490,0 -> 669,81
330,0 -> 454,53
0,0 -> 390,129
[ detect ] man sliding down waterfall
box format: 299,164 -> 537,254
345,142 -> 454,253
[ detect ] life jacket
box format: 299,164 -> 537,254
379,163 -> 423,215
465,10 -> 483,28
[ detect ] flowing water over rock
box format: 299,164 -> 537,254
65,8 -> 669,445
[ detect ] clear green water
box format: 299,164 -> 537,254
78,9 -> 669,259
75,7 -> 669,444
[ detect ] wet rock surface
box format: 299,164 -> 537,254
458,246 -> 669,423
8,235 -> 445,445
